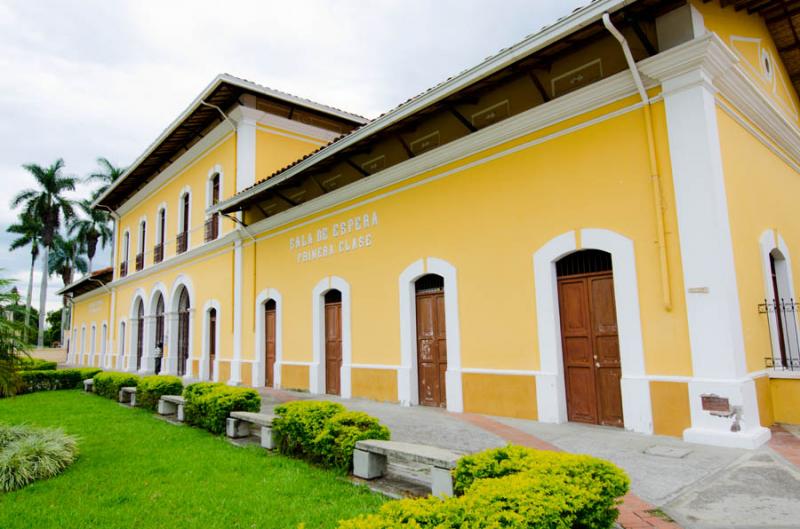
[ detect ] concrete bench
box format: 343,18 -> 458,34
83,379 -> 94,392
157,395 -> 186,422
226,411 -> 277,449
353,440 -> 460,496
118,386 -> 137,406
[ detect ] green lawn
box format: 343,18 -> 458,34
0,390 -> 386,529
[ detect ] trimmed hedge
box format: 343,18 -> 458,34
338,445 -> 629,529
136,375 -> 183,411
272,401 -> 390,472
93,372 -> 140,400
182,382 -> 261,434
18,358 -> 58,371
19,368 -> 102,394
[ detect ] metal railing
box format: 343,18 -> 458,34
176,232 -> 188,254
135,252 -> 144,271
153,243 -> 164,264
119,261 -> 127,278
204,215 -> 219,242
759,297 -> 800,370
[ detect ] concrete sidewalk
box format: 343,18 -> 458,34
259,388 -> 800,529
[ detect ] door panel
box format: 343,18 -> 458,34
324,302 -> 342,395
265,307 -> 276,387
416,291 -> 447,407
558,272 -> 623,428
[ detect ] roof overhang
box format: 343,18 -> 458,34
57,268 -> 114,298
93,74 -> 368,212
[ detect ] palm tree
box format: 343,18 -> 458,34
12,159 -> 76,348
89,157 -> 125,200
0,277 -> 31,396
49,233 -> 88,345
6,212 -> 43,343
69,200 -> 112,272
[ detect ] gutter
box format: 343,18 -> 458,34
210,0 -> 635,215
603,12 -> 672,311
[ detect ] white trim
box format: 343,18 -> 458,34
107,288 -> 116,369
200,299 -> 221,382
351,363 -> 401,371
253,288 -> 283,388
121,229 -> 131,269
90,324 -> 97,367
768,370 -> 800,380
117,319 -> 126,370
137,215 -> 148,256
128,289 -> 146,372
229,239 -> 243,385
532,229 -> 652,435
461,368 -> 545,376
759,230 -> 800,366
155,202 -> 168,249
178,185 -> 192,251
142,282 -> 168,374
235,109 -> 257,193
168,274 -> 195,380
252,107 -> 343,143
310,276 -> 352,397
256,124 -> 330,146
99,321 -> 108,369
397,257 -> 463,412
281,360 -> 313,366
80,325 -> 86,366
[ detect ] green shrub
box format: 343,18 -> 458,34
0,424 -> 78,492
136,375 -> 183,411
18,358 -> 57,371
182,382 -> 261,434
338,446 -> 629,529
19,368 -> 103,393
93,372 -> 140,400
272,400 -> 345,458
452,445 -> 629,500
314,411 -> 390,471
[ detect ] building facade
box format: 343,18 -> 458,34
62,0 -> 800,449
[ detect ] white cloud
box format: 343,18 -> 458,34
0,0 -> 585,308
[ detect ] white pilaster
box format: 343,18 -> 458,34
661,63 -> 770,448
228,239 -> 243,385
231,107 -> 258,193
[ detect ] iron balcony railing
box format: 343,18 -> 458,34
119,261 -> 127,278
204,215 -> 219,243
153,243 -> 164,264
759,297 -> 800,370
135,252 -> 144,271
176,232 -> 188,254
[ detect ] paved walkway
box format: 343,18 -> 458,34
259,389 -> 800,529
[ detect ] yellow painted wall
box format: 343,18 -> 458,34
281,365 -> 309,391
351,368 -> 398,403
241,94 -> 693,408
771,378 -> 800,424
70,290 -> 111,366
463,374 -> 537,420
693,0 -> 800,124
255,127 -> 325,183
650,381 -> 691,437
755,375 -> 775,427
716,108 -> 800,372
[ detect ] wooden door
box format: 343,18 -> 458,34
558,272 -> 623,427
208,308 -> 216,380
264,302 -> 276,387
136,303 -> 144,370
324,301 -> 342,395
416,291 -> 447,407
177,289 -> 190,376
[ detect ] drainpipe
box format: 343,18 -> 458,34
603,13 -> 672,311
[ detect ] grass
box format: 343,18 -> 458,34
0,390 -> 386,529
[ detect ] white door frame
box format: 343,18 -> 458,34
200,299 -> 222,382
310,276 -> 352,397
253,288 -> 283,388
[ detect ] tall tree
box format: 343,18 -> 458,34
0,277 -> 31,396
6,212 -> 43,343
69,199 -> 112,272
49,233 -> 88,345
12,159 -> 76,347
88,157 -> 125,200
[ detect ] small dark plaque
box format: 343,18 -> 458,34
701,394 -> 730,413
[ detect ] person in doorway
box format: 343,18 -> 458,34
154,341 -> 163,374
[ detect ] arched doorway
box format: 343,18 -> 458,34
768,249 -> 799,368
556,249 -> 623,427
264,299 -> 277,387
153,294 -> 165,374
176,287 -> 190,376
208,307 -> 217,381
415,274 -> 447,408
324,290 -> 342,395
135,299 -> 144,371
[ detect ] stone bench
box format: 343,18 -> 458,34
226,411 -> 277,449
83,379 -> 94,392
157,395 -> 186,422
118,386 -> 137,406
353,440 -> 460,496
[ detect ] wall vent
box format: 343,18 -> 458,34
551,59 -> 603,97
410,131 -> 440,155
361,155 -> 386,174
471,100 -> 510,129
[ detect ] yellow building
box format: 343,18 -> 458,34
61,0 -> 800,449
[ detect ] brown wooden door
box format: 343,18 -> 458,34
264,303 -> 276,387
208,308 -> 216,380
558,272 -> 623,427
416,291 -> 447,407
177,288 -> 190,376
324,302 -> 342,395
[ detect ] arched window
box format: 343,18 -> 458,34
121,231 -> 130,278
177,192 -> 190,254
154,294 -> 165,374
118,321 -> 126,369
136,219 -> 146,271
135,300 -> 145,371
205,173 -> 220,242
155,207 -> 166,263
767,249 -> 799,369
177,287 -> 191,376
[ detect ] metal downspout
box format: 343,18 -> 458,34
603,13 -> 672,311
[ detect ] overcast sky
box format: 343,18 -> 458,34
0,0 -> 585,312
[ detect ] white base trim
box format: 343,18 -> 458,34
684,427 -> 771,449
